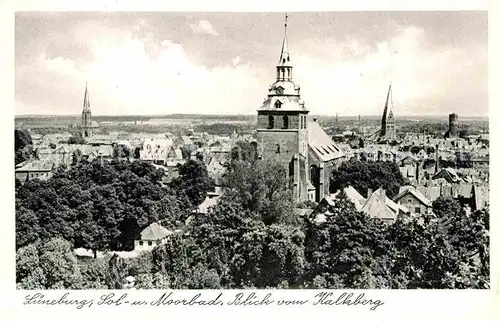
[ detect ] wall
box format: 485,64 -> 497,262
134,239 -> 166,252
257,113 -> 300,130
397,193 -> 429,215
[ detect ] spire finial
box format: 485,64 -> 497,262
285,13 -> 288,33
278,13 -> 291,65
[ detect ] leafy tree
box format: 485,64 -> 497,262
222,157 -> 296,225
172,160 -> 213,208
113,145 -> 131,158
106,254 -> 128,289
76,257 -> 109,289
67,136 -> 86,144
303,192 -> 390,288
433,196 -> 461,218
16,159 -> 172,252
330,159 -> 407,198
410,146 -> 422,155
16,238 -> 81,290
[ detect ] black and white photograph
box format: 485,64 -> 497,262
13,11 -> 490,291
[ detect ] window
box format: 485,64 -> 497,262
139,241 -> 143,246
274,100 -> 282,109
407,198 -> 413,203
268,115 -> 274,129
283,115 -> 289,129
328,146 -> 338,153
148,241 -> 153,246
415,207 -> 421,214
276,144 -> 281,154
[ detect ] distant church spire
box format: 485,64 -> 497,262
380,83 -> 392,137
83,82 -> 91,111
82,82 -> 93,138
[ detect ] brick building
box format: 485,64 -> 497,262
256,16 -> 344,202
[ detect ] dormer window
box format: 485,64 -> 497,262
274,100 -> 282,109
275,86 -> 284,95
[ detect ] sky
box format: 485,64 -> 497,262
15,11 -> 488,116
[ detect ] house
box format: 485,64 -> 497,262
361,188 -> 401,224
15,160 -> 55,183
139,138 -> 174,164
134,222 -> 173,252
166,147 -> 184,167
433,167 -> 462,184
123,276 -> 136,289
314,186 -> 408,224
325,185 -> 367,212
195,195 -> 220,214
393,185 -> 432,215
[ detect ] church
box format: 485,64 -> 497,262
80,82 -> 99,139
256,16 -> 345,203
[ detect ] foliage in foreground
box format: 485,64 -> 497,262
16,149 -> 489,289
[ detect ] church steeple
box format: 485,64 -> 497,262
380,82 -> 391,137
276,14 -> 293,81
83,82 -> 91,111
82,82 -> 93,138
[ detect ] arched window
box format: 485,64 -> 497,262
274,100 -> 282,109
268,115 -> 274,129
276,143 -> 280,154
283,115 -> 289,129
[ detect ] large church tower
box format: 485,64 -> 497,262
81,82 -> 93,138
256,15 -> 310,202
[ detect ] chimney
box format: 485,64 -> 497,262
416,161 -> 420,184
435,144 -> 440,173
367,188 -> 373,198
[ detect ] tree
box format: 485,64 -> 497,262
330,159 -> 407,198
410,146 -> 422,155
303,192 -> 390,288
113,145 -> 131,158
106,254 -> 128,289
15,129 -> 32,151
222,156 -> 296,225
432,196 -> 461,218
173,160 -> 213,208
16,159 -> 172,252
67,136 -> 86,144
17,238 -> 81,290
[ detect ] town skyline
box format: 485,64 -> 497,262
16,12 -> 488,116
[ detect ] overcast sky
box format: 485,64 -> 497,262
15,11 -> 488,116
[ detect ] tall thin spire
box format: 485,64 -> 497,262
380,83 -> 392,137
83,82 -> 91,112
278,13 -> 291,65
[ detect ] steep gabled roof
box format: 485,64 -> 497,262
361,188 -> 397,222
329,186 -> 367,212
140,222 -> 172,241
308,121 -> 344,162
393,185 -> 432,207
